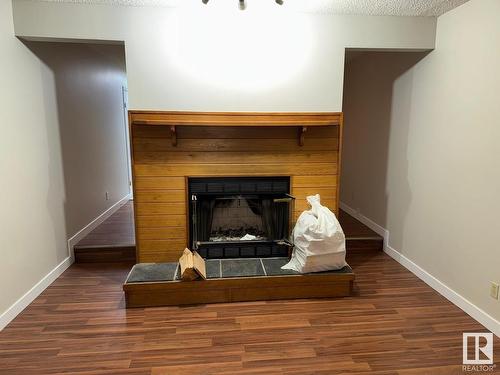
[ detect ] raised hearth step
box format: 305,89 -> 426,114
123,258 -> 354,308
125,257 -> 352,283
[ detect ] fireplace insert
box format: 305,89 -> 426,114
188,177 -> 295,259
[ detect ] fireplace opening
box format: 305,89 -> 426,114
188,177 -> 294,259
209,197 -> 267,242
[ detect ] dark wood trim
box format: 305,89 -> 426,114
124,271 -> 354,308
336,113 -> 344,208
184,175 -> 190,251
128,111 -> 141,263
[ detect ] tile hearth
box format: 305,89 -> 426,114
125,257 -> 352,283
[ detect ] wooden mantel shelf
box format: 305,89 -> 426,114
130,111 -> 343,146
129,111 -> 343,127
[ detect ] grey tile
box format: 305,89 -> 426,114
312,265 -> 353,274
206,259 -> 221,279
262,257 -> 300,276
126,263 -> 178,283
262,259 -> 353,276
221,258 -> 265,278
332,265 -> 353,274
126,260 -> 353,284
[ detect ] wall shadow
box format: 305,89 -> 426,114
341,50 -> 429,249
21,40 -> 129,240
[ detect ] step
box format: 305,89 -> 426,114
74,244 -> 136,263
346,236 -> 384,252
123,257 -> 354,308
73,235 -> 381,264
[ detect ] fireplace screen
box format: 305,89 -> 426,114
189,177 -> 294,259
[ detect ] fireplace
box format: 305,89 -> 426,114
188,177 -> 295,259
130,111 -> 342,263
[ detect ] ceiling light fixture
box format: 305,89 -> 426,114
201,0 -> 284,10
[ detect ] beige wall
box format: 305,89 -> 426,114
27,42 -> 130,237
341,0 -> 500,324
0,2 -> 130,326
12,0 -> 436,112
0,0 -> 67,320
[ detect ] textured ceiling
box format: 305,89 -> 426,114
30,0 -> 470,16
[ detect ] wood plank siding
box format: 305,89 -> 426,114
130,112 -> 343,263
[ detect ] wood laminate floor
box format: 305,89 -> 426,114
76,201 -> 135,248
338,210 -> 381,239
1,251 -> 498,374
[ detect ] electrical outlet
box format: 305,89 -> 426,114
490,282 -> 499,300
105,191 -> 110,201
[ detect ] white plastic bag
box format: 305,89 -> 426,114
282,194 -> 346,273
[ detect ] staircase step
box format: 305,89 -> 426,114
74,244 -> 136,263
73,236 -> 381,264
73,207 -> 383,263
339,209 -> 384,252
346,237 -> 383,252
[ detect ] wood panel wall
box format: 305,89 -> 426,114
131,112 -> 343,263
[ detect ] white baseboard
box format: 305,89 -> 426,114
67,193 -> 131,259
340,201 -> 500,338
0,256 -> 72,331
384,245 -> 500,337
0,193 -> 131,332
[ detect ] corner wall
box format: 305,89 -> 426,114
341,0 -> 500,331
0,2 -> 130,329
26,42 -> 130,238
0,0 -> 68,325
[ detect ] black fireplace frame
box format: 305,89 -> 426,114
188,177 -> 294,259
